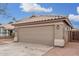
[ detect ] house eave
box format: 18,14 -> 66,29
12,19 -> 64,26
12,16 -> 73,28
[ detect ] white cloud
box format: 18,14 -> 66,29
20,3 -> 52,12
68,14 -> 79,21
77,7 -> 79,14
68,6 -> 79,22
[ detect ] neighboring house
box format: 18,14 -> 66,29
0,26 -> 7,37
13,15 -> 73,47
0,24 -> 15,39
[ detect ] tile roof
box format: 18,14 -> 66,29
13,15 -> 73,28
15,15 -> 67,24
0,24 -> 15,30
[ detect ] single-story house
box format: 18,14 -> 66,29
13,15 -> 73,47
0,24 -> 15,39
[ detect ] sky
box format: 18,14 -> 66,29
0,3 -> 79,28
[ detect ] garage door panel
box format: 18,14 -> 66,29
18,26 -> 54,46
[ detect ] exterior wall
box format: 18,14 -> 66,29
53,21 -> 71,46
53,22 -> 65,47
14,29 -> 18,41
63,23 -> 72,44
54,23 -> 64,39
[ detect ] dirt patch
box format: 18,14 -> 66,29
0,39 -> 13,45
44,42 -> 79,56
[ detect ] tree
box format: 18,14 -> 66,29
12,17 -> 16,22
8,17 -> 16,24
8,21 -> 13,24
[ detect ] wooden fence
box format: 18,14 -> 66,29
68,29 -> 79,42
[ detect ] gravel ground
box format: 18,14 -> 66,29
44,42 -> 79,56
0,42 -> 53,56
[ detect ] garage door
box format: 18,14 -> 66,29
18,25 -> 54,46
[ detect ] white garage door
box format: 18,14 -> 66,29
18,26 -> 54,46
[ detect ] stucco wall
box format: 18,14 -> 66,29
63,22 -> 71,44
53,22 -> 65,46
54,23 -> 64,39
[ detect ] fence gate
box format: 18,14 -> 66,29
68,29 -> 79,42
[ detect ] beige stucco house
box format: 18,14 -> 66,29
13,15 -> 73,47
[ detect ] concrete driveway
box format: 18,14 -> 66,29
44,42 -> 79,56
0,40 -> 52,56
1,39 -> 79,56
